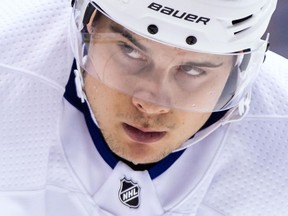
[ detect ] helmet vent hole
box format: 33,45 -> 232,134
147,24 -> 159,35
232,15 -> 253,25
186,36 -> 197,45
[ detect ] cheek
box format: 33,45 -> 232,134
87,44 -> 114,80
85,76 -> 111,115
173,111 -> 211,138
84,75 -> 131,118
185,112 -> 211,126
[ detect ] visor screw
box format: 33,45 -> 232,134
147,24 -> 158,35
186,36 -> 197,45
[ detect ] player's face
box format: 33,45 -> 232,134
83,15 -> 234,164
85,75 -> 212,164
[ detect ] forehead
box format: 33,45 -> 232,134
91,12 -> 234,64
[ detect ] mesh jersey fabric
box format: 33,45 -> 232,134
0,0 -> 74,189
0,0 -> 288,215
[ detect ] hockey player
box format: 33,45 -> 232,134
0,0 -> 288,215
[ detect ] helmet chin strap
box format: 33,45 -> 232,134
238,91 -> 251,116
74,66 -> 86,103
74,64 -> 101,127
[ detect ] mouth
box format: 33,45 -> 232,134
122,123 -> 167,144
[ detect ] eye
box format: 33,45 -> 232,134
118,42 -> 146,60
179,64 -> 206,77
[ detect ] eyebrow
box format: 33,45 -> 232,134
110,25 -> 147,51
185,61 -> 224,68
110,24 -> 225,68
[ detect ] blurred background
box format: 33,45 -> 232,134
266,0 -> 288,58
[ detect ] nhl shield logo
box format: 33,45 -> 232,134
118,177 -> 140,208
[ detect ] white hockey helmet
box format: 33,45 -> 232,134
70,0 -> 277,112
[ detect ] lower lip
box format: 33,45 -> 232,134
123,124 -> 166,144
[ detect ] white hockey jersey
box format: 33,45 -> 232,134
0,0 -> 288,216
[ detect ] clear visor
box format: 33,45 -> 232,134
71,4 -> 268,112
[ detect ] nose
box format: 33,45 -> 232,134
132,96 -> 170,114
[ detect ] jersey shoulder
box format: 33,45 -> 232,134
0,0 -> 73,86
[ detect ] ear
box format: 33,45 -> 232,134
83,2 -> 96,30
87,10 -> 97,34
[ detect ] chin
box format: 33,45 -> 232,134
126,151 -> 167,165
